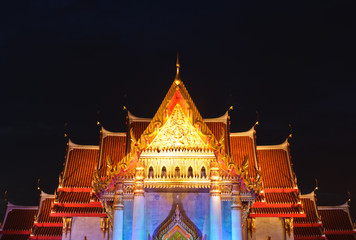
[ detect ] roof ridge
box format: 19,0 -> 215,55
256,138 -> 289,150
101,126 -> 126,137
230,123 -> 257,138
127,110 -> 152,124
67,139 -> 99,150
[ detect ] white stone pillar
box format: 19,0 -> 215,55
231,183 -> 243,240
210,160 -> 222,240
132,162 -> 145,240
113,183 -> 124,240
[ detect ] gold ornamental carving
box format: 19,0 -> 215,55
285,218 -> 293,237
247,218 -> 255,238
148,104 -> 208,151
62,217 -> 72,237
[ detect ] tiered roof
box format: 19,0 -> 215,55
30,192 -> 62,240
294,192 -> 325,239
97,127 -> 127,177
250,140 -> 304,217
0,203 -> 37,240
318,203 -> 356,240
52,140 -> 105,217
229,126 -> 258,177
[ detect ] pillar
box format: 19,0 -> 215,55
210,160 -> 222,240
132,162 -> 145,240
113,183 -> 124,240
231,183 -> 243,240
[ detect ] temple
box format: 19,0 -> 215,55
1,57 -> 355,240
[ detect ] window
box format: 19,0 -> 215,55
188,166 -> 193,178
161,166 -> 167,178
148,167 -> 154,178
175,167 -> 180,178
201,166 -> 206,178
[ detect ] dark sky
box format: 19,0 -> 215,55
1,0 -> 356,221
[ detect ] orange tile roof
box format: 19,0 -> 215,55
262,192 -> 299,205
294,194 -> 325,239
230,134 -> 257,176
57,192 -> 92,204
98,134 -> 126,177
62,147 -> 99,188
130,121 -> 149,140
294,227 -> 325,239
30,195 -> 62,240
1,209 -> 37,231
294,198 -> 321,225
257,147 -> 294,189
51,206 -> 105,215
318,209 -> 354,231
32,226 -> 62,237
36,199 -> 62,225
250,206 -> 302,216
206,122 -> 227,151
0,235 -> 30,240
326,235 -> 356,240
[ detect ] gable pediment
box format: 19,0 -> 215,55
147,103 -> 208,151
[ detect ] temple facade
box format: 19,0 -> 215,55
1,58 -> 355,240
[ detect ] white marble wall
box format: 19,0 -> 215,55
68,217 -> 105,240
253,217 -> 285,240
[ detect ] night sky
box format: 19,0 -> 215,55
1,0 -> 356,221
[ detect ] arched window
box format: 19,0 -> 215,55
148,167 -> 154,178
175,167 -> 180,178
161,166 -> 167,178
188,166 -> 193,178
201,166 -> 206,178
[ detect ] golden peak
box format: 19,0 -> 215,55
175,50 -> 181,81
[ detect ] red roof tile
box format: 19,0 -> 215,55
230,133 -> 257,176
57,192 -> 92,204
2,209 -> 37,231
0,235 -> 30,240
36,199 -> 61,225
32,227 -> 62,237
62,147 -> 99,188
250,206 -> 301,215
326,235 -> 356,240
98,134 -> 126,177
318,209 -> 354,231
130,121 -> 149,143
294,194 -> 325,239
295,198 -> 320,225
206,122 -> 227,150
257,147 -> 294,189
294,227 -> 324,238
263,192 -> 298,204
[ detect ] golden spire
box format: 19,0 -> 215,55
175,50 -> 181,84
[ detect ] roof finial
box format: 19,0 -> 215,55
175,50 -> 181,84
37,178 -> 41,191
314,178 -> 318,192
288,123 -> 293,139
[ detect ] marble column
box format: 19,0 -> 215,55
132,162 -> 145,240
113,183 -> 124,240
231,183 -> 243,240
210,160 -> 222,240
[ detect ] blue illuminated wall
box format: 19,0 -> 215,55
123,200 -> 134,239
145,192 -> 210,239
122,192 -> 232,240
222,200 -> 232,240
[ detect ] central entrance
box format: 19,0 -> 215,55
152,202 -> 202,240
165,225 -> 191,240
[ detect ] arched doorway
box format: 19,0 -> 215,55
152,203 -> 202,240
